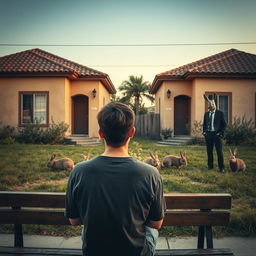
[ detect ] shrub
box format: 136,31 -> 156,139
18,121 -> 69,144
189,120 -> 205,145
224,116 -> 256,145
161,128 -> 173,139
0,124 -> 16,144
18,124 -> 43,144
41,121 -> 69,144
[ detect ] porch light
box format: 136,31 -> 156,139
92,89 -> 97,98
167,89 -> 171,99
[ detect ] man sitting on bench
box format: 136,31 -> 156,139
65,102 -> 166,256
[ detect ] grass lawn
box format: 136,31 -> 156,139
0,138 -> 256,237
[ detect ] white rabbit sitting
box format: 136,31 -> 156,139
47,153 -> 74,171
229,148 -> 246,172
162,152 -> 187,169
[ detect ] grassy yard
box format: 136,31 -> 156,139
0,138 -> 256,237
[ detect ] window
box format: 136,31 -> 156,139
205,92 -> 232,123
20,92 -> 49,125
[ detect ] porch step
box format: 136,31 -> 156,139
157,136 -> 193,146
65,135 -> 102,146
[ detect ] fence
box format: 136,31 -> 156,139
135,113 -> 160,139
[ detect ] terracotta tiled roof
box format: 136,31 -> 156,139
0,48 -> 116,93
150,49 -> 256,93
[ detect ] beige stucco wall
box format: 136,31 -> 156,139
0,77 -> 66,128
0,78 -> 112,138
193,79 -> 256,125
155,81 -> 192,131
155,78 -> 256,135
70,80 -> 110,138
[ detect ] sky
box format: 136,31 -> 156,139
0,0 -> 256,105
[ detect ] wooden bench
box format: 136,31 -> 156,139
0,191 -> 234,256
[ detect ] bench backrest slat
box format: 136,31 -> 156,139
164,193 -> 231,209
0,209 -> 230,226
0,192 -> 232,209
0,191 -> 65,208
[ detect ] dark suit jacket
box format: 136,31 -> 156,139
203,110 -> 227,135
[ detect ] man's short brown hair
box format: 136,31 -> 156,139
97,102 -> 135,147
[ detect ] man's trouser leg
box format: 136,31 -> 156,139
205,132 -> 214,169
145,226 -> 159,256
214,134 -> 224,169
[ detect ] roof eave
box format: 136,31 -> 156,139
149,75 -> 183,94
75,75 -> 116,94
185,72 -> 256,79
0,71 -> 76,79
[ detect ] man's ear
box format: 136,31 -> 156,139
98,129 -> 104,139
129,127 -> 136,138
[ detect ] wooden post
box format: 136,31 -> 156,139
197,225 -> 205,249
206,225 -> 213,248
12,207 -> 23,248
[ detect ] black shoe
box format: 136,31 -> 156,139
219,168 -> 225,173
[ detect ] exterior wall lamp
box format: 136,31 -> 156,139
92,89 -> 97,98
167,89 -> 171,99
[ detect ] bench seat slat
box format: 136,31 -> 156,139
0,247 -> 234,256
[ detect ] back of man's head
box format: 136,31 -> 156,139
97,102 -> 135,148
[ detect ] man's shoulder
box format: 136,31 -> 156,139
132,159 -> 160,176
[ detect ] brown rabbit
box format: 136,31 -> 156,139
144,152 -> 161,170
47,153 -> 74,171
229,148 -> 246,172
81,154 -> 90,161
162,151 -> 187,169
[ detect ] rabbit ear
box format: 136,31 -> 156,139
149,152 -> 155,160
50,154 -> 56,160
180,151 -> 183,158
203,94 -> 210,102
183,151 -> 186,157
155,152 -> 159,158
229,148 -> 233,156
234,148 -> 237,155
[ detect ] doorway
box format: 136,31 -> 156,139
174,95 -> 191,135
72,95 -> 88,134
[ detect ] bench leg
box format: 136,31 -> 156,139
197,226 -> 205,249
14,224 -> 23,248
206,226 -> 213,249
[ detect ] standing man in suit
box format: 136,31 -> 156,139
203,94 -> 227,173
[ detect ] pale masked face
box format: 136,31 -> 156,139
208,99 -> 216,112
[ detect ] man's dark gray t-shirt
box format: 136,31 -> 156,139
65,156 -> 165,256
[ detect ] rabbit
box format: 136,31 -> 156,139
229,148 -> 246,172
144,152 -> 161,170
162,151 -> 187,169
47,153 -> 74,171
81,154 -> 90,161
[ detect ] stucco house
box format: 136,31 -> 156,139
149,49 -> 256,136
0,48 -> 116,138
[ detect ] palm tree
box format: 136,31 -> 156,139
119,75 -> 154,115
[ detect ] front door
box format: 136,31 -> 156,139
72,95 -> 88,134
174,95 -> 191,135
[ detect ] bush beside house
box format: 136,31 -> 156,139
0,121 -> 69,144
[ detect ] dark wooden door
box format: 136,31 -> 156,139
174,96 -> 190,135
73,95 -> 88,134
